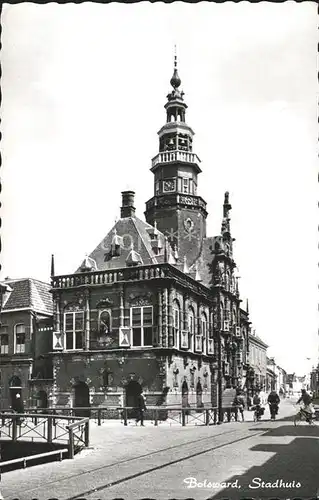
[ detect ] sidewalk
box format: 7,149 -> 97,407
1,418 -> 253,500
1,400 -> 297,500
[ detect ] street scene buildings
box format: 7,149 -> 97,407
0,58 -> 303,415
1,4 -> 318,499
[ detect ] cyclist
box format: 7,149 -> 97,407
267,390 -> 280,420
253,392 -> 263,421
296,389 -> 314,422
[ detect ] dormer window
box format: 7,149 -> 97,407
111,229 -> 122,257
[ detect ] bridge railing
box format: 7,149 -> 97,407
0,412 -> 90,459
0,448 -> 68,474
0,406 -> 242,430
118,405 -> 242,426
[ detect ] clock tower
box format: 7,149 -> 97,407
145,55 -> 207,267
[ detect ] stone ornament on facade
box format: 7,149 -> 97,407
129,293 -> 152,306
96,298 -> 113,308
184,217 -> 194,233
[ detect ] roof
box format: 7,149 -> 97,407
75,215 -> 175,273
2,278 -> 53,315
248,333 -> 268,349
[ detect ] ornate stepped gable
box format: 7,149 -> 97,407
73,58 -> 239,294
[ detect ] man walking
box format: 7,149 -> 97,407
136,391 -> 146,426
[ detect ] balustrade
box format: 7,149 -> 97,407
152,150 -> 201,168
52,265 -> 171,289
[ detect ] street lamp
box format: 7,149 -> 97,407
211,283 -> 224,424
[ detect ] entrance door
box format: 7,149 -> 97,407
37,390 -> 48,410
9,376 -> 22,411
74,382 -> 90,417
182,381 -> 188,408
125,381 -> 142,408
196,381 -> 203,408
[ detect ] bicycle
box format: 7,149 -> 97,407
293,406 -> 315,426
253,405 -> 264,422
1,411 -> 27,428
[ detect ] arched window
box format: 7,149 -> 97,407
220,302 -> 224,330
14,324 -> 26,354
225,271 -> 231,291
201,313 -> 207,339
232,307 -> 237,327
173,300 -> 180,348
188,307 -> 195,351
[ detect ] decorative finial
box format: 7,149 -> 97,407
164,236 -> 168,262
183,255 -> 189,274
170,46 -> 181,89
154,220 -> 157,230
50,254 -> 55,278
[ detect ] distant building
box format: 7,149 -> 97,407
0,278 -> 53,409
248,331 -> 268,393
267,358 -> 287,395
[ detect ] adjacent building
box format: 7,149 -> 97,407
248,331 -> 268,394
0,278 -> 53,409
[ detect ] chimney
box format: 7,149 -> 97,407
121,191 -> 136,218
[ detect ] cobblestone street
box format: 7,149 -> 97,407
1,399 -> 319,500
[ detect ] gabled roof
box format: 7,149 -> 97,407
2,278 -> 53,315
249,333 -> 268,349
75,215 -> 175,273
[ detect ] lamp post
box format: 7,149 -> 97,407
211,283 -> 223,424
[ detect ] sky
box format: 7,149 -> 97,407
1,2 -> 318,375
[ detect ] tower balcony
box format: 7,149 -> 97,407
151,150 -> 201,172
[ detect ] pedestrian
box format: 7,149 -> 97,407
259,388 -> 267,405
12,393 -> 24,425
233,391 -> 245,421
267,390 -> 280,420
136,391 -> 146,426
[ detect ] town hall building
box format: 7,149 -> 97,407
0,57 -> 254,415
48,56 -> 251,413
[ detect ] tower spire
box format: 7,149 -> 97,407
170,45 -> 181,89
221,191 -> 232,237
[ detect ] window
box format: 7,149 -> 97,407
183,178 -> 189,194
15,324 -> 26,354
130,306 -> 153,347
155,181 -> 160,194
201,313 -> 207,339
173,301 -> 180,348
64,311 -> 84,350
188,307 -> 195,351
0,326 -> 9,354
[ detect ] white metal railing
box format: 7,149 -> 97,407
0,448 -> 68,471
152,150 -> 201,168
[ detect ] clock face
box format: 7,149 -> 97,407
184,217 -> 194,232
163,179 -> 176,192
